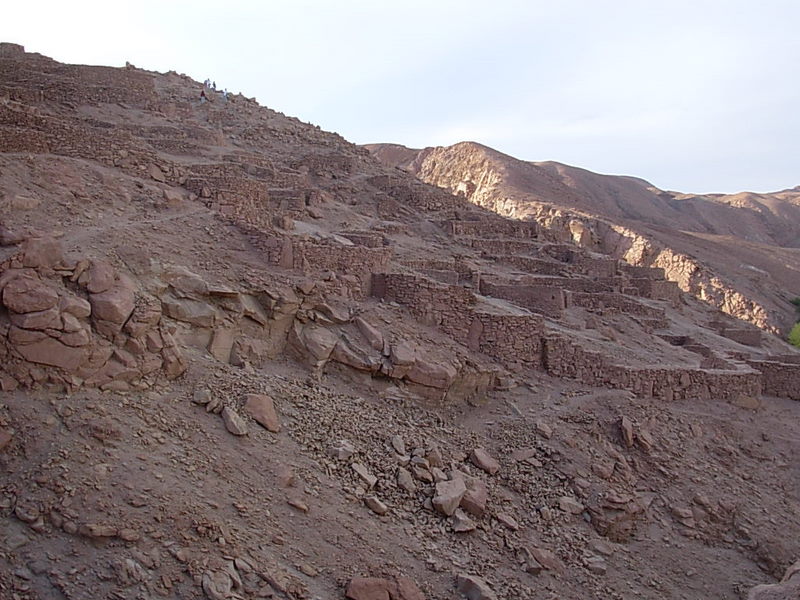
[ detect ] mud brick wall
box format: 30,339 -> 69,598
746,359 -> 800,400
478,281 -> 565,318
543,336 -> 763,401
465,311 -> 544,365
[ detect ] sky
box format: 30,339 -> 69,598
3,0 -> 799,194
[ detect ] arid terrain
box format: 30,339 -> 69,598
1,43 -> 799,600
368,142 -> 800,336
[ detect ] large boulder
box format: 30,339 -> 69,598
16,337 -> 88,371
406,357 -> 457,389
2,275 -> 58,313
91,282 -> 136,324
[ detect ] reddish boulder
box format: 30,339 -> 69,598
2,275 -> 59,313
60,294 -> 91,318
10,306 -> 62,330
244,393 -> 281,433
90,283 -> 136,324
83,260 -> 117,294
16,337 -> 87,370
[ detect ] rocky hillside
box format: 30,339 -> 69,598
2,43 -> 800,600
368,142 -> 800,334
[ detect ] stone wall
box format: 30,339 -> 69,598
570,292 -> 667,321
478,280 -> 565,318
371,273 -> 543,364
465,311 -> 544,365
469,238 -> 539,256
519,275 -> 619,294
718,327 -> 763,347
628,278 -> 682,305
746,358 -> 800,400
543,336 -> 762,401
443,219 -> 539,239
499,256 -> 567,276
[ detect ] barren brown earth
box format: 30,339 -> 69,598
367,142 -> 800,335
1,43 -> 800,600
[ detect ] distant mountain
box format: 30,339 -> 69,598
367,141 -> 800,333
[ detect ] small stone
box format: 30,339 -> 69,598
390,434 -> 406,456
411,464 -> 433,483
431,467 -> 448,482
496,512 -> 519,530
559,496 -> 585,515
470,448 -> 500,475
119,528 -> 140,542
396,467 -> 417,493
456,573 -> 497,600
636,428 -> 655,452
193,389 -> 212,405
244,393 -> 281,433
364,495 -> 388,516
460,474 -> 488,518
589,539 -> 615,556
327,439 -> 355,460
352,463 -> 377,489
452,508 -> 476,533
0,428 -> 12,451
619,416 -> 634,448
433,477 -> 467,516
592,461 -> 615,479
221,407 -> 248,436
79,523 -> 117,538
528,547 -> 566,574
287,497 -> 309,513
535,420 -> 552,439
586,557 -> 607,574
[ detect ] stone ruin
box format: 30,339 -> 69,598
0,42 -> 798,405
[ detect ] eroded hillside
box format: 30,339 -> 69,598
1,43 -> 800,600
368,142 -> 800,334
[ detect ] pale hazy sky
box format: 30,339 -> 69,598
3,1 -> 798,193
